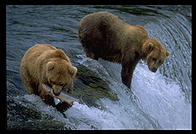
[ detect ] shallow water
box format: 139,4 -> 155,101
6,5 -> 192,130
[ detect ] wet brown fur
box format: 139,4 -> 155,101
20,44 -> 77,105
78,12 -> 170,88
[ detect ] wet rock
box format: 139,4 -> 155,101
7,99 -> 70,130
8,119 -> 70,130
73,64 -> 119,108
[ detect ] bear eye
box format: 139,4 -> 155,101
50,80 -> 55,84
158,60 -> 163,64
59,83 -> 65,87
60,83 -> 64,86
152,58 -> 157,61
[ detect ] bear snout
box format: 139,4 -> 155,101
151,67 -> 157,72
147,63 -> 158,73
52,85 -> 62,96
52,89 -> 61,96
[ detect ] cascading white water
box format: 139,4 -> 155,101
62,57 -> 191,130
18,56 -> 190,129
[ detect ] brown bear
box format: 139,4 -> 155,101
78,11 -> 170,88
20,44 -> 77,105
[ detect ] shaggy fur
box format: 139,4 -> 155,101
78,12 -> 170,88
20,44 -> 77,105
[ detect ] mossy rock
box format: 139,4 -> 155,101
7,99 -> 70,130
73,64 -> 119,108
7,99 -> 42,121
8,119 -> 69,130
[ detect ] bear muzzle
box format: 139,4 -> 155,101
52,85 -> 62,96
52,89 -> 61,96
151,67 -> 157,72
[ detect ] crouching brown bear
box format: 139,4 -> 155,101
78,11 -> 170,88
20,44 -> 77,105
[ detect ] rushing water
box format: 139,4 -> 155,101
6,5 -> 192,130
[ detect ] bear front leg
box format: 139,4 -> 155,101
121,56 -> 138,89
121,65 -> 133,88
20,67 -> 36,94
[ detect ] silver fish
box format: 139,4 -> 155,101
54,98 -> 61,105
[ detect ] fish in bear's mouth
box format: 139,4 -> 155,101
42,83 -> 81,106
42,84 -> 60,96
43,83 -> 72,96
42,84 -> 61,105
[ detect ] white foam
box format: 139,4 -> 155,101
132,63 -> 191,129
64,55 -> 191,130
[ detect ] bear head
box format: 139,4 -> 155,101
142,38 -> 170,72
45,58 -> 77,96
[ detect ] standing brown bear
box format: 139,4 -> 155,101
78,11 -> 170,88
20,44 -> 77,105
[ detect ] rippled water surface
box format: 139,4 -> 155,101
6,5 -> 192,130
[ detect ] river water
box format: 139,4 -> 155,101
6,5 -> 192,130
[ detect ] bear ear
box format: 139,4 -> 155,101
166,51 -> 171,56
46,61 -> 55,71
56,49 -> 71,62
147,43 -> 154,52
143,42 -> 154,55
68,66 -> 77,77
